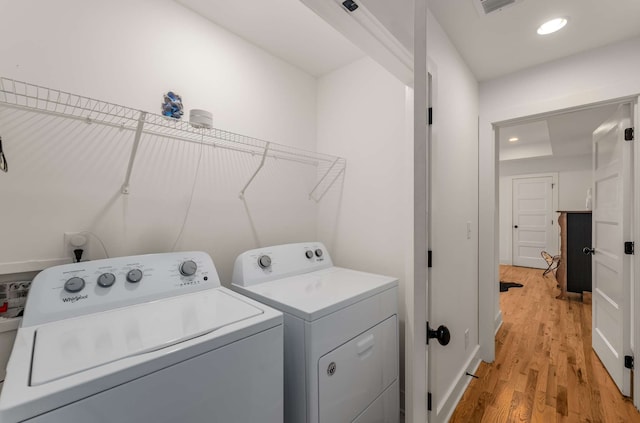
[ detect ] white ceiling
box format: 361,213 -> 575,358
499,121 -> 552,161
499,103 -> 620,162
175,0 -> 636,163
176,0 -> 640,82
175,0 -> 364,77
428,0 -> 640,81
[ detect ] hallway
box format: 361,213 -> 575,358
449,265 -> 640,422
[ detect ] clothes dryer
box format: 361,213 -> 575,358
232,242 -> 398,423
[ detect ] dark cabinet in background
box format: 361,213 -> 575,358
556,211 -> 592,298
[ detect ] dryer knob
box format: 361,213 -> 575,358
258,255 -> 272,269
315,249 -> 323,258
305,250 -> 314,259
180,260 -> 198,276
126,269 -> 143,283
64,277 -> 85,293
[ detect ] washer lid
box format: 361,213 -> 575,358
30,289 -> 262,386
236,267 -> 397,321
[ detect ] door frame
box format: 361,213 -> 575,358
504,172 -> 559,266
633,96 -> 640,407
479,95 -> 640,408
407,1 -> 428,422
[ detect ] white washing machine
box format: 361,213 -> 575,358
232,242 -> 398,423
0,251 -> 283,423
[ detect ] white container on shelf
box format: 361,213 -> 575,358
189,109 -> 213,129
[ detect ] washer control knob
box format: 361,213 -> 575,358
315,249 -> 323,258
97,273 -> 116,288
305,250 -> 314,259
126,269 -> 143,283
64,277 -> 85,293
258,255 -> 272,269
180,260 -> 198,276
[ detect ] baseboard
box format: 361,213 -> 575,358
495,310 -> 503,335
437,345 -> 481,423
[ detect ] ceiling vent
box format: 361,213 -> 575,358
473,0 -> 524,16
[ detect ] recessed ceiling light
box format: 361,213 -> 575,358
509,137 -> 519,143
537,18 -> 568,35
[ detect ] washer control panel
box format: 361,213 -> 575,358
22,251 -> 219,327
232,242 -> 333,287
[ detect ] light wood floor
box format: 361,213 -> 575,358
449,265 -> 640,423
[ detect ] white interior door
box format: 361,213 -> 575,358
512,176 -> 555,268
591,103 -> 633,396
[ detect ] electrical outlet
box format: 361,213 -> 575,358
63,232 -> 90,262
465,328 -> 470,350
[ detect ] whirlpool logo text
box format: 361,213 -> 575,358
62,294 -> 88,303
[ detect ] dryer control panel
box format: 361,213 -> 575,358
232,242 -> 333,287
22,252 -> 220,327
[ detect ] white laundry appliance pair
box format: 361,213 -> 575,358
232,242 -> 399,423
0,251 -> 283,423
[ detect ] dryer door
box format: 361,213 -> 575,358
318,315 -> 397,423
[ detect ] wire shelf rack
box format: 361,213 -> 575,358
0,76 -> 345,200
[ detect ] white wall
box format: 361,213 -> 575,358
0,0 -> 321,283
479,35 -> 640,338
501,155 -> 593,211
481,37 -> 640,120
315,56 -> 411,409
499,155 -> 592,263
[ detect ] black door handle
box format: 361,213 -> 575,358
427,323 -> 451,346
514,225 -> 518,229
583,247 -> 595,255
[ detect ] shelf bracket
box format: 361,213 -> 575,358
120,111 -> 147,194
309,158 -> 345,203
239,142 -> 270,199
